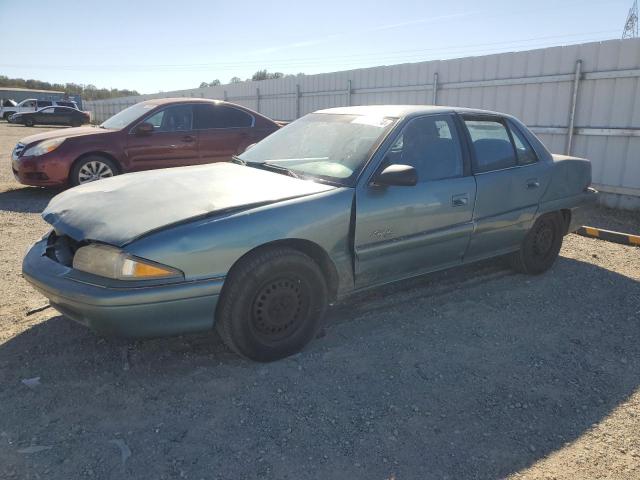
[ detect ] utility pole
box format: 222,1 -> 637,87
622,0 -> 638,39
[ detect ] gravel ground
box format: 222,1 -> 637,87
0,122 -> 639,480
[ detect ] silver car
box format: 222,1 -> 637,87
23,105 -> 596,361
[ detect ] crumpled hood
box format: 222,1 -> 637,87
43,163 -> 335,246
19,126 -> 112,146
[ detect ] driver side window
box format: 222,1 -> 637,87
386,115 -> 463,182
145,105 -> 193,132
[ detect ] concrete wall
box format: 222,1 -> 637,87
84,38 -> 640,209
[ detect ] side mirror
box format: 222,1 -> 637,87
135,122 -> 154,135
372,164 -> 417,187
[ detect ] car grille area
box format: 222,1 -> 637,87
45,231 -> 83,267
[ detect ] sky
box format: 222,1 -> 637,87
0,0 -> 634,94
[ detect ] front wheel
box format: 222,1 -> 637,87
24,118 -> 35,127
216,247 -> 328,362
510,212 -> 564,275
70,155 -> 118,186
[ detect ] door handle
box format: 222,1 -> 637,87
526,179 -> 540,189
451,194 -> 469,207
182,135 -> 195,143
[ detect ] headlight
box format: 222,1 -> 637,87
72,244 -> 182,281
23,138 -> 66,157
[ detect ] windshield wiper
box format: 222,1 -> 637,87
240,160 -> 301,179
260,162 -> 302,179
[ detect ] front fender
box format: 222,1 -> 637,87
127,188 -> 356,295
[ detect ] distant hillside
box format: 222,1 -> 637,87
0,75 -> 139,100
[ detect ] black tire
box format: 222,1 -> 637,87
3,112 -> 12,121
71,120 -> 81,127
216,247 -> 328,362
70,155 -> 119,186
510,212 -> 564,275
24,118 -> 35,127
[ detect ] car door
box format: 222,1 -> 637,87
461,115 -> 552,261
353,114 -> 477,288
33,107 -> 56,124
54,107 -> 73,125
20,100 -> 37,113
50,107 -> 69,124
194,104 -> 257,163
125,104 -> 199,172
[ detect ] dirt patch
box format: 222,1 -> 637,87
1,122 -> 639,479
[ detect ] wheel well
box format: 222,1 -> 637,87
234,239 -> 340,301
72,152 -> 122,175
560,209 -> 571,235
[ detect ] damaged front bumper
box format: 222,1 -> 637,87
22,238 -> 223,338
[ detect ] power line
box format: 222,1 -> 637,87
0,31 -> 619,72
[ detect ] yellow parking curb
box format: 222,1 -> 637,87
576,226 -> 640,246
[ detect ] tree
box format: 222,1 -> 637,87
199,82 -> 209,88
0,75 -> 139,100
252,69 -> 268,81
209,79 -> 221,86
229,76 -> 242,83
251,70 -> 285,81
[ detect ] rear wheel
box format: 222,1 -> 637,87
70,155 -> 118,186
3,112 -> 12,121
216,247 -> 328,362
71,119 -> 82,127
510,212 -> 564,275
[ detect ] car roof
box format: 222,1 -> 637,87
138,97 -> 268,118
140,97 -> 226,107
314,105 -> 506,119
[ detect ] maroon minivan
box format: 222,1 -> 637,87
11,98 -> 281,187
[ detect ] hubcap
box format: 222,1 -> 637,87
250,277 -> 309,342
78,161 -> 114,184
531,220 -> 555,260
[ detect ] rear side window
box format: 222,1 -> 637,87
194,104 -> 253,129
464,119 -> 516,173
38,101 -> 52,108
57,101 -> 77,108
54,107 -> 71,114
508,122 -> 537,165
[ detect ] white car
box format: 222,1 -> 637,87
2,98 -> 79,121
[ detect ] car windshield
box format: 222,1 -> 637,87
238,113 -> 397,186
100,102 -> 158,129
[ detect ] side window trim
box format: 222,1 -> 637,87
462,114 -> 521,175
451,113 -> 472,177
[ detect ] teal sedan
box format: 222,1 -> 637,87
23,105 -> 596,361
